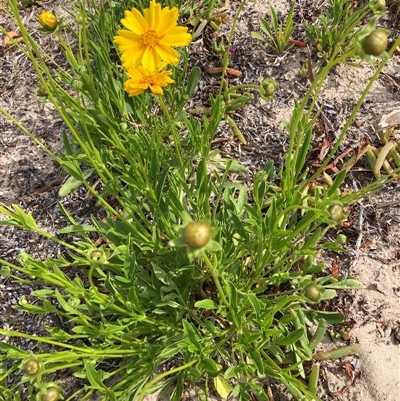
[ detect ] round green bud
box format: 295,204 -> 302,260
71,79 -> 83,90
24,359 -> 40,376
88,249 -> 107,264
42,387 -> 60,401
362,29 -> 388,56
304,283 -> 321,302
263,83 -> 276,96
77,65 -> 87,74
183,222 -> 211,249
75,15 -> 84,24
260,79 -> 278,100
329,204 -> 346,223
375,0 -> 386,12
336,234 -> 347,245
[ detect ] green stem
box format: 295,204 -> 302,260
201,251 -> 229,308
207,327 -> 236,354
39,362 -> 83,382
0,330 -> 90,353
218,0 -> 247,97
157,96 -> 184,166
137,359 -> 197,401
302,36 -> 400,190
283,50 -> 354,193
226,83 -> 259,93
201,252 -> 240,328
271,204 -> 323,234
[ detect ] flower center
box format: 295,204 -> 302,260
141,30 -> 160,48
142,74 -> 157,85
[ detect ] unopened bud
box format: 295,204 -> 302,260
39,12 -> 58,31
87,249 -> 107,264
24,359 -> 40,376
183,222 -> 211,250
329,204 -> 346,223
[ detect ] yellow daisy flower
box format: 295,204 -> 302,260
124,63 -> 175,96
114,0 -> 192,71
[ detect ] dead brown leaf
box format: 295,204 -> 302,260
331,257 -> 340,277
204,66 -> 242,77
343,362 -> 355,382
4,31 -> 21,46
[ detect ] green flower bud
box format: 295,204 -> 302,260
336,234 -> 347,245
24,359 -> 40,376
263,83 -> 275,97
329,204 -> 346,223
371,0 -> 386,12
42,387 -> 60,401
362,29 -> 388,56
75,15 -> 84,24
77,65 -> 87,74
304,283 -> 321,302
87,249 -> 107,264
71,79 -> 83,90
260,79 -> 278,100
183,222 -> 211,249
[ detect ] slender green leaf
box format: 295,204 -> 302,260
309,319 -> 327,350
275,328 -> 304,346
59,169 -> 94,197
85,361 -> 106,389
214,375 -> 233,399
313,344 -> 361,361
194,299 -> 218,310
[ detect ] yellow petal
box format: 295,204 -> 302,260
126,66 -> 146,80
124,77 -> 148,96
114,30 -> 141,48
158,71 -> 175,85
149,84 -> 163,95
121,8 -> 148,34
143,0 -> 162,30
120,48 -> 144,69
156,43 -> 180,65
141,47 -> 160,71
125,86 -> 145,96
157,6 -> 179,36
157,60 -> 170,70
161,28 -> 192,46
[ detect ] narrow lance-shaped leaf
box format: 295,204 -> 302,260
313,344 -> 361,361
309,319 -> 327,351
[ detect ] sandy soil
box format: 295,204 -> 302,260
1,0 -> 400,400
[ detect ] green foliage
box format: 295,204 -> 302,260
0,0 -> 399,400
305,0 -> 381,61
251,4 -> 296,55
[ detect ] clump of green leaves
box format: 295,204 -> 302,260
251,4 -> 295,54
0,0 -> 400,400
305,0 -> 380,61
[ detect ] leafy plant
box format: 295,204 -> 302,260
0,0 -> 399,400
305,0 -> 379,61
251,3 -> 295,55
